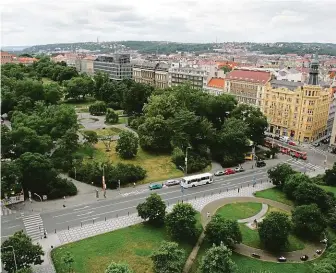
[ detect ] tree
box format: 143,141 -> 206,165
283,173 -> 310,200
166,203 -> 199,242
105,109 -> 119,124
294,182 -> 335,212
136,193 -> 166,225
292,204 -> 327,239
324,163 -> 336,186
44,83 -> 63,104
1,161 -> 22,199
199,242 -> 237,273
205,215 -> 242,247
64,76 -> 93,100
258,212 -> 291,251
89,101 -> 107,116
267,163 -> 296,187
1,231 -> 44,273
105,261 -> 133,273
231,104 -> 268,145
115,131 -> 138,159
93,72 -> 110,100
83,130 -> 98,145
122,82 -> 153,115
151,241 -> 185,273
138,115 -> 172,152
62,252 -> 74,273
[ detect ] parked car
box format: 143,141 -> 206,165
149,183 -> 163,190
224,168 -> 236,175
256,160 -> 266,168
164,179 -> 180,187
278,256 -> 287,262
288,141 -> 296,146
312,142 -> 320,147
300,255 -> 309,261
214,170 -> 225,176
234,166 -> 245,172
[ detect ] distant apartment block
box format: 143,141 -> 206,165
81,56 -> 96,75
204,77 -> 225,95
132,61 -> 169,89
1,51 -> 37,65
168,67 -> 208,89
93,54 -> 132,81
224,69 -> 272,106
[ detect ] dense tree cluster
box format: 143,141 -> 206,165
68,161 -> 146,188
137,193 -> 166,226
116,131 -> 139,159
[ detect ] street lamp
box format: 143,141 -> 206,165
1,245 -> 18,272
74,167 -> 77,180
185,146 -> 192,176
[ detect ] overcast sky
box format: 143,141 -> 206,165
1,0 -> 336,46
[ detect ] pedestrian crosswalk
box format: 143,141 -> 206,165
22,214 -> 45,241
285,158 -> 324,172
0,207 -> 16,216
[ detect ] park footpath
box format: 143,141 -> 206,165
32,181 -> 274,273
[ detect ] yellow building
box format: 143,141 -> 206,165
262,79 -> 331,142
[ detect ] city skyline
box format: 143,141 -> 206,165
2,0 -> 336,46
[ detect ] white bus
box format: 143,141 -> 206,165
180,173 -> 213,188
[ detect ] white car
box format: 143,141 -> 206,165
234,166 -> 244,172
164,179 -> 180,187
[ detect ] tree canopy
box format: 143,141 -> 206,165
136,193 -> 166,225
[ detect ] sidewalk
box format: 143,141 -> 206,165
32,182 -> 274,273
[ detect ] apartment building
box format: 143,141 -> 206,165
93,54 -> 132,81
204,77 -> 225,95
262,79 -> 331,143
224,69 -> 272,106
132,61 -> 169,89
81,56 -> 96,75
168,67 -> 208,89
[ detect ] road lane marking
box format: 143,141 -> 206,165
52,171 -> 268,219
74,206 -> 90,211
55,175 -> 268,225
3,225 -> 21,229
76,211 -> 93,217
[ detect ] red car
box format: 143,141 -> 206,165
224,168 -> 236,175
288,141 -> 296,146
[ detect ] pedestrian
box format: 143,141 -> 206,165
133,182 -> 136,188
103,190 -> 106,198
238,188 -> 240,193
207,212 -> 210,218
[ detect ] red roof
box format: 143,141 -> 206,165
207,78 -> 225,88
226,69 -> 271,84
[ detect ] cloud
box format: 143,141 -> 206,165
1,0 -> 336,46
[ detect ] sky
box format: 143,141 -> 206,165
1,0 -> 336,46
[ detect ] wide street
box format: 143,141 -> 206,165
1,153 -> 328,242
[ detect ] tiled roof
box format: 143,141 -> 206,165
226,69 -> 271,84
207,77 -> 225,88
270,79 -> 304,91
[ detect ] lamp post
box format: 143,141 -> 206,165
74,167 -> 77,180
2,245 -> 18,272
185,146 -> 191,176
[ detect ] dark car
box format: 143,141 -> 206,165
300,255 -> 309,261
256,160 -> 266,168
164,179 -> 180,187
214,171 -> 225,176
278,256 -> 287,262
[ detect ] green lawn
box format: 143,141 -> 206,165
42,77 -> 57,84
52,217 -> 201,273
319,185 -> 336,196
255,188 -> 294,206
216,202 -> 262,221
118,116 -> 129,125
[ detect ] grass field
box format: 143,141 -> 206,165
216,202 -> 262,221
42,77 -> 57,84
255,188 -> 294,206
52,215 -> 201,273
319,185 -> 336,196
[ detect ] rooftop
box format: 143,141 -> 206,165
207,77 -> 225,89
270,79 -> 304,91
226,69 -> 271,84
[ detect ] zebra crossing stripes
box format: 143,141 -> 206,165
285,158 -> 323,171
22,214 -> 45,241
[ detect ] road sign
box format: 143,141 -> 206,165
43,195 -> 47,200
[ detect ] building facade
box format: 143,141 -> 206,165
204,77 -> 225,95
224,69 -> 272,106
132,61 -> 169,89
81,56 -> 95,75
262,80 -> 331,143
330,112 -> 336,152
93,54 -> 132,81
168,67 -> 208,89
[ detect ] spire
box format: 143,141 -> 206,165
308,54 -> 319,85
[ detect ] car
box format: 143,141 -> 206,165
214,171 -> 225,176
224,168 -> 236,175
278,256 -> 287,262
316,249 -> 322,255
149,183 -> 163,190
251,253 -> 261,258
320,238 -> 328,244
300,255 -> 309,261
234,166 -> 245,172
164,179 -> 180,187
256,160 -> 266,168
288,141 -> 296,146
312,142 -> 320,147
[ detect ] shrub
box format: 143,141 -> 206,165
105,109 -> 119,124
47,178 -> 78,199
89,101 -> 107,116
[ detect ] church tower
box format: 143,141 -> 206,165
308,54 -> 319,85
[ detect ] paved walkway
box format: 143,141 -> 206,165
201,197 -> 326,263
237,203 -> 268,223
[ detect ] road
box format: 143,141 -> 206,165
1,155 -> 326,242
